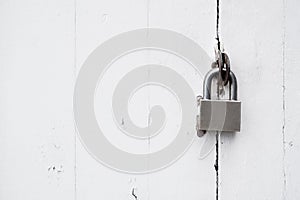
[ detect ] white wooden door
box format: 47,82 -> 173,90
0,0 -> 299,199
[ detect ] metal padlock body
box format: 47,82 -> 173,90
198,68 -> 241,132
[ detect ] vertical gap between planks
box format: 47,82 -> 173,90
73,0 -> 77,199
146,0 -> 151,199
215,132 -> 220,200
281,0 -> 287,199
215,0 -> 221,199
216,0 -> 221,51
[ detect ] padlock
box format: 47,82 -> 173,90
196,68 -> 241,136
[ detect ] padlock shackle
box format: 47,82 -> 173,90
203,68 -> 238,100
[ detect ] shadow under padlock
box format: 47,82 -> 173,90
196,67 -> 241,137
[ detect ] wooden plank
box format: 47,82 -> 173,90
218,0 -> 285,199
75,0 -> 150,199
0,0 -> 75,199
284,0 -> 300,199
75,0 -> 216,199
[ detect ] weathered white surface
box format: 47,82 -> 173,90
75,0 -> 215,199
0,0 -> 300,199
284,0 -> 300,199
0,0 -> 75,199
219,0 -> 299,199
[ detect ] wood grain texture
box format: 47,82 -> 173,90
0,0 -> 299,199
75,0 -> 216,199
0,0 -> 75,199
219,0 -> 286,199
